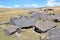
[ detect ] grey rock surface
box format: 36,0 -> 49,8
35,21 -> 57,32
46,27 -> 60,37
4,25 -> 18,35
48,35 -> 60,40
10,16 -> 36,28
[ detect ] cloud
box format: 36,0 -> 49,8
14,5 -> 20,8
0,5 -> 20,8
0,5 -> 3,7
46,0 -> 60,6
23,4 -> 40,8
0,5 -> 12,8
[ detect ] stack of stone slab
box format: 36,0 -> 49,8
30,12 -> 60,22
47,13 -> 60,22
4,12 -> 60,37
46,14 -> 56,21
5,15 -> 36,36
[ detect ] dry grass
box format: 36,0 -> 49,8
0,7 -> 60,23
0,6 -> 60,40
0,8 -> 41,40
0,8 -> 29,23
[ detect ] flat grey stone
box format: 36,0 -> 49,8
31,13 -> 42,21
49,35 -> 60,40
46,14 -> 56,21
10,16 -> 36,28
46,27 -> 60,37
4,25 -> 18,35
35,21 -> 57,32
40,14 -> 47,19
31,13 -> 48,21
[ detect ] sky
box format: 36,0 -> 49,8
0,0 -> 60,8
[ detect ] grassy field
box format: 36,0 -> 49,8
0,6 -> 60,40
0,7 -> 60,23
0,27 -> 40,40
0,8 -> 42,40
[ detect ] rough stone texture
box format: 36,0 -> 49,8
10,16 -> 36,28
48,35 -> 60,40
4,25 -> 18,35
46,14 -> 56,21
55,14 -> 60,21
31,13 -> 48,21
46,27 -> 60,37
31,13 -> 42,21
35,21 -> 57,32
40,14 -> 47,19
